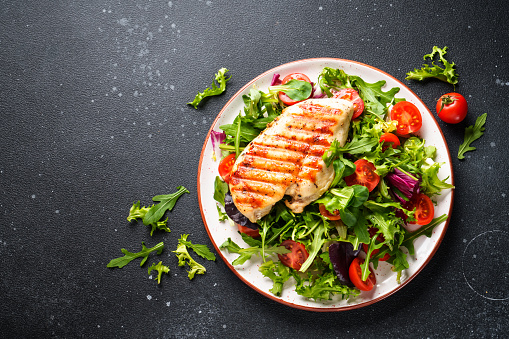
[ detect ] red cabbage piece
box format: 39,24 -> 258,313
386,168 -> 420,201
328,242 -> 358,287
224,191 -> 259,230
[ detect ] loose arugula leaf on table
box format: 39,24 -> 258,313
458,113 -> 487,159
107,242 -> 164,268
405,46 -> 459,85
178,237 -> 216,261
143,186 -> 190,226
173,234 -> 207,280
148,261 -> 170,284
127,201 -> 171,235
188,67 -> 231,109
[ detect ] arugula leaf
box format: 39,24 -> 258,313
420,162 -> 455,195
148,261 -> 170,284
259,260 -> 291,297
216,204 -> 229,221
178,237 -> 216,261
349,76 -> 401,117
219,238 -> 289,266
269,79 -> 313,101
401,214 -> 448,255
188,68 -> 231,109
405,46 -> 458,85
127,201 -> 151,222
458,113 -> 487,159
293,271 -> 359,301
107,242 -> 164,268
213,176 -> 228,207
173,234 -> 206,280
299,221 -> 326,272
127,201 -> 171,235
142,186 -> 189,226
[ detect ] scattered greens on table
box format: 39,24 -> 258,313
108,186 -> 216,284
458,113 -> 487,159
214,67 -> 454,300
406,46 -> 459,85
188,67 -> 231,109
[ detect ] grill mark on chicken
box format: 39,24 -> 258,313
229,99 -> 355,222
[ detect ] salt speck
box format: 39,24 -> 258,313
31,194 -> 36,199
490,142 -> 496,147
55,210 -> 60,214
148,134 -> 152,138
148,275 -> 153,280
118,93 -> 122,97
473,254 -> 477,259
118,18 -> 129,26
147,121 -> 151,126
319,6 -> 323,10
168,1 -> 173,7
198,310 -> 202,314
166,301 -> 171,306
222,325 -> 227,329
170,85 -> 175,90
134,90 -> 139,97
147,295 -> 152,300
171,23 -> 176,29
502,193 -> 506,198
463,239 -> 467,243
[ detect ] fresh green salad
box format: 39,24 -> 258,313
212,67 -> 454,301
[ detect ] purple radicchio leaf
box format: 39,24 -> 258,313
210,130 -> 226,160
270,73 -> 281,86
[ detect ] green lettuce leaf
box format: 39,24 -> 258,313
188,68 -> 231,109
406,46 -> 458,85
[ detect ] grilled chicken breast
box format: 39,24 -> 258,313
229,98 -> 355,223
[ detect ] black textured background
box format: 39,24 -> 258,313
1,1 -> 508,338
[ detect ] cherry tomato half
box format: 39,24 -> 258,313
277,239 -> 309,270
362,228 -> 390,261
349,257 -> 376,291
218,153 -> 236,184
379,132 -> 400,150
237,224 -> 260,238
407,193 -> 435,225
390,101 -> 422,136
436,93 -> 468,124
319,203 -> 341,220
278,73 -> 312,106
333,88 -> 365,119
344,159 -> 380,192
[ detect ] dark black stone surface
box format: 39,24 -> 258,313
1,1 -> 508,338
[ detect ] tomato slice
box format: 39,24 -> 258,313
278,73 -> 312,106
319,203 -> 341,220
379,132 -> 400,150
332,88 -> 365,119
237,224 -> 260,238
349,257 -> 376,291
277,239 -> 309,270
407,193 -> 434,225
218,153 -> 236,184
344,159 -> 380,192
362,228 -> 390,261
390,101 -> 422,136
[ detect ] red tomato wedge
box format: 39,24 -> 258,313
407,193 -> 435,225
277,239 -> 309,270
362,228 -> 390,261
218,153 -> 236,184
237,224 -> 260,238
278,73 -> 312,106
349,257 -> 376,291
436,93 -> 468,124
379,132 -> 400,150
344,159 -> 380,192
390,101 -> 422,136
319,203 -> 341,220
333,88 -> 365,119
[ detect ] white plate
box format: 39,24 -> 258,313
197,58 -> 454,311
